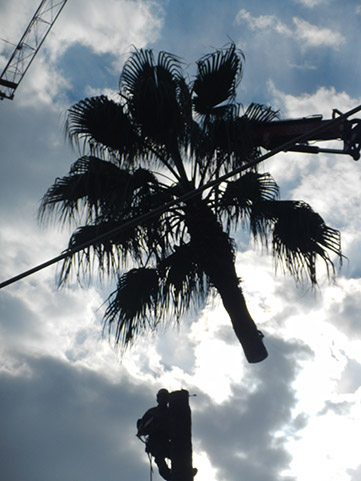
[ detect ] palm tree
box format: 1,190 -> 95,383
39,43 -> 342,363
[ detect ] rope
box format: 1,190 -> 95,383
148,452 -> 153,481
1,102 -> 361,290
137,434 -> 153,481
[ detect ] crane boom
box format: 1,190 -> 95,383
0,0 -> 68,100
251,109 -> 361,160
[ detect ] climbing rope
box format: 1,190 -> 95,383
147,452 -> 153,481
137,434 -> 153,481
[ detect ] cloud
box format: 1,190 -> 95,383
0,0 -> 37,60
293,0 -> 331,7
0,256 -> 315,481
292,17 -> 345,49
337,359 -> 361,394
325,278 -> 361,340
268,83 -> 357,119
265,82 -> 361,195
0,0 -> 164,60
235,9 -> 291,35
235,9 -> 292,35
0,336 -> 311,481
1,3 -> 361,481
0,0 -> 165,106
287,381 -> 361,481
265,85 -> 361,279
193,338 -> 310,481
47,0 -> 164,64
0,354 -> 151,481
348,463 -> 361,481
235,9 -> 345,50
318,399 -> 353,416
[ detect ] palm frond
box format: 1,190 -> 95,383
66,96 -> 141,156
157,50 -> 185,83
267,201 -> 342,284
38,156 -> 158,225
220,172 -> 279,234
127,181 -> 183,253
193,43 -> 244,115
57,218 -> 149,284
190,105 -> 257,188
120,48 -> 155,95
159,243 -> 210,313
57,183 -> 185,286
244,103 -> 279,123
120,48 -> 187,147
103,244 -> 210,348
104,268 -> 162,345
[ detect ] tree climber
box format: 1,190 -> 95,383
137,389 -> 172,480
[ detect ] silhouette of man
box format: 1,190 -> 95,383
137,388 -> 172,480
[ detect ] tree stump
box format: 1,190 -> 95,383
169,390 -> 195,481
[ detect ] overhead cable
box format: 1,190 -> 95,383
1,103 -> 361,289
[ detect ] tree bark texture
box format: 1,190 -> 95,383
169,390 -> 194,481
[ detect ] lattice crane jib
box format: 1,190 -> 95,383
0,0 -> 68,100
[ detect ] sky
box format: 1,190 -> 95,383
0,1 -> 361,481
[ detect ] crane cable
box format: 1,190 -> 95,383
1,103 -> 361,290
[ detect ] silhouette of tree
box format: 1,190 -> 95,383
39,43 -> 342,363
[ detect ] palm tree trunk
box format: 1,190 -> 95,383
185,200 -> 268,363
169,390 -> 195,481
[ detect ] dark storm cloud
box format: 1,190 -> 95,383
0,354 -> 154,481
192,337 -> 311,481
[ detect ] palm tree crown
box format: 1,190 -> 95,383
39,43 -> 342,363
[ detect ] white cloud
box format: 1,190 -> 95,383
267,83 -> 361,229
293,17 -> 345,49
18,55 -> 71,107
0,0 -> 37,51
0,0 -> 164,106
287,391 -> 361,481
235,9 -> 345,50
0,0 -> 164,60
48,0 -> 164,63
235,9 -> 292,35
293,0 -> 331,7
268,82 -> 358,119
